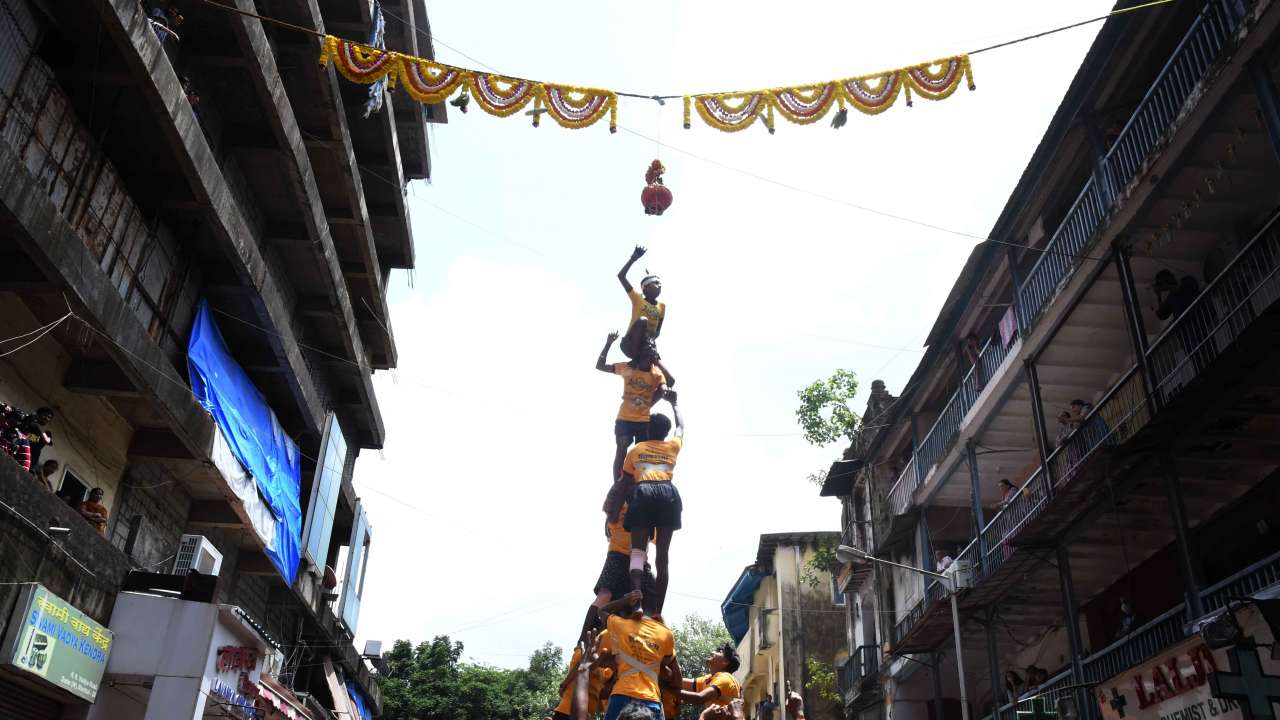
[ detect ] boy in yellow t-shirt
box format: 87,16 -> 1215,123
617,246 -> 666,359
603,398 -> 684,616
596,591 -> 680,720
553,631 -> 614,720
596,331 -> 676,483
674,643 -> 742,716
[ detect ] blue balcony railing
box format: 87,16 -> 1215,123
1018,0 -> 1239,331
840,644 -> 880,703
972,551 -> 1280,720
886,329 -> 1017,517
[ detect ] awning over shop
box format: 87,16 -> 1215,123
257,674 -> 313,720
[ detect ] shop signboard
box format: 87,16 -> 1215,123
0,583 -> 113,702
1095,605 -> 1280,720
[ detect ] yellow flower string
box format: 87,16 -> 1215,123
318,35 -> 975,134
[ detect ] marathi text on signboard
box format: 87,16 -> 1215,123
0,583 -> 113,702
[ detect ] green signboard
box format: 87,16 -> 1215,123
0,583 -> 112,702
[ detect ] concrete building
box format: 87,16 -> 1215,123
0,0 -> 441,716
820,2 -> 1280,720
723,532 -> 848,720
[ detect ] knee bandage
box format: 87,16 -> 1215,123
629,548 -> 648,572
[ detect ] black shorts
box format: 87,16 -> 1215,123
623,482 -> 682,531
615,419 -> 651,445
595,551 -> 658,597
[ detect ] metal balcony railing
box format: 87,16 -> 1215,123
1045,367 -> 1150,490
885,329 -> 1018,518
839,644 -> 880,702
1147,211 -> 1280,407
1103,0 -> 1238,194
887,457 -> 917,517
894,207 -> 1280,647
972,550 -> 1280,720
1018,0 -> 1240,330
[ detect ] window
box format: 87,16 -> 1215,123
302,413 -> 346,571
338,502 -> 371,635
831,576 -> 847,607
57,468 -> 86,507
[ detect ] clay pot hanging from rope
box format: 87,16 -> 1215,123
641,159 -> 673,216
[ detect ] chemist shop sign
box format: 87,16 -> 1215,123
0,583 -> 112,702
1095,605 -> 1280,720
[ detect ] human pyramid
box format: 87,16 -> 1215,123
548,247 -> 744,720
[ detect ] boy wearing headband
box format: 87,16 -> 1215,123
618,246 -> 665,359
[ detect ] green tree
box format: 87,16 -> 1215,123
805,657 -> 842,704
672,614 -> 734,720
381,636 -> 565,720
795,369 -> 861,446
799,542 -> 841,589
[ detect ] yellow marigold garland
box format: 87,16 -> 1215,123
683,54 -> 975,132
318,35 -> 975,134
537,83 -> 618,132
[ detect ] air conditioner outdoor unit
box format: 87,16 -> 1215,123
173,534 -> 224,577
944,559 -> 974,590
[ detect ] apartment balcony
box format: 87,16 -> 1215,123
839,645 -> 881,709
890,195 -> 1280,653
876,0 -> 1247,539
980,549 -> 1280,720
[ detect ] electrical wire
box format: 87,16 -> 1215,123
198,0 -> 1158,264
0,312 -> 71,358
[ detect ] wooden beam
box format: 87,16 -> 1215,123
187,500 -> 244,528
63,358 -> 140,397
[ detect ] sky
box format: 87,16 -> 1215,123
349,0 -> 1118,668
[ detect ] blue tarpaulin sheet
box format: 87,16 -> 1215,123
346,680 -> 372,720
721,567 -> 764,645
187,299 -> 302,585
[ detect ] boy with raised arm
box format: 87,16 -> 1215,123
672,644 -> 741,717
617,246 -> 665,359
596,332 -> 675,482
605,397 -> 684,615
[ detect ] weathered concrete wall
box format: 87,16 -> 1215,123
109,460 -> 192,570
0,294 -> 132,511
0,451 -> 132,642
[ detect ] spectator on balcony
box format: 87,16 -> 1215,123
1025,665 -> 1048,690
1115,597 -> 1136,639
998,479 -> 1023,510
149,4 -> 184,45
1004,670 -> 1025,701
23,407 -> 53,467
933,548 -> 954,573
33,459 -> 59,493
78,488 -> 109,535
1071,399 -> 1112,451
3,413 -> 31,472
1054,410 -> 1074,448
1153,270 -> 1198,325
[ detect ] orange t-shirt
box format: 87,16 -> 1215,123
553,639 -> 613,717
622,438 -> 682,483
614,362 -> 666,423
80,501 -> 109,533
695,672 -> 741,706
601,614 -> 674,703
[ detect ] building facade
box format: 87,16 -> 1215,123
723,532 -> 848,720
822,2 -> 1280,720
0,0 -> 441,716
